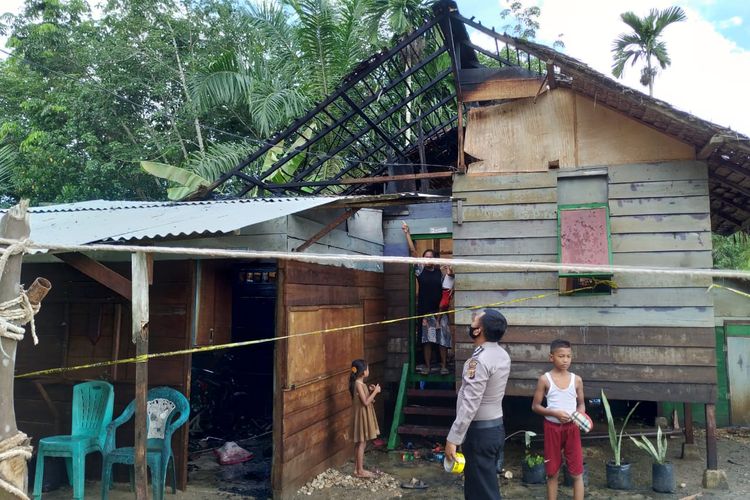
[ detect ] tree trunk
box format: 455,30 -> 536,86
647,58 -> 654,97
0,201 -> 31,498
167,19 -> 205,154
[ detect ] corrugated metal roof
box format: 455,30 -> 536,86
22,197 -> 341,247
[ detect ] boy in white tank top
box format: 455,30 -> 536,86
531,339 -> 586,500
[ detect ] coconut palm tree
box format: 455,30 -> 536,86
147,0 -> 374,198
611,6 -> 686,96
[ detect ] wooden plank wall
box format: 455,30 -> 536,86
463,89 -> 694,173
452,162 -> 717,403
287,209 -> 384,273
15,260 -> 193,488
273,260 -> 386,497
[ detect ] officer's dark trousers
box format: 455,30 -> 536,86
463,420 -> 505,500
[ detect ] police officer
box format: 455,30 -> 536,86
445,309 -> 511,500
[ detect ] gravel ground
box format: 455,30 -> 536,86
33,427 -> 750,499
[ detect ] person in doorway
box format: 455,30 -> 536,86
531,339 -> 586,500
445,309 -> 511,500
350,359 -> 381,478
402,222 -> 453,375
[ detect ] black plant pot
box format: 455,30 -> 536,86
522,461 -> 546,484
606,461 -> 632,490
563,462 -> 589,487
652,462 -> 675,493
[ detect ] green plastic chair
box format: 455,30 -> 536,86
101,386 -> 189,500
32,381 -> 114,500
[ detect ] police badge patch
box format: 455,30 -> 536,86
468,359 -> 478,379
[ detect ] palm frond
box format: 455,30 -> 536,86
189,52 -> 252,111
612,33 -> 644,51
292,0 -> 340,97
612,49 -> 641,77
0,144 -> 17,188
654,6 -> 686,33
337,0 -> 370,70
185,141 -> 257,183
246,0 -> 300,63
651,41 -> 671,68
620,11 -> 645,33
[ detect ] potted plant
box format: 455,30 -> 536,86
630,425 -> 675,493
521,431 -> 546,484
601,390 -> 639,490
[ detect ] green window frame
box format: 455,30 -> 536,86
557,202 -> 613,295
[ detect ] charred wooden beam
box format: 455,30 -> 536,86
460,39 -> 514,67
709,173 -> 750,198
259,171 -> 452,189
546,63 -> 557,89
713,193 -> 750,216
340,94 -> 411,163
712,206 -> 745,230
291,79 -> 456,192
205,16 -> 444,195
284,66 -> 453,185
341,171 -> 452,185
698,134 -> 726,160
324,112 -> 457,195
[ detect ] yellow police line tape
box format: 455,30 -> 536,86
15,279 -> 618,379
707,283 -> 750,299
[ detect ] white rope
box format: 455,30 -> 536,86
1,236 -> 749,281
0,239 -> 40,354
0,240 -> 29,280
0,432 -> 32,500
0,291 -> 40,346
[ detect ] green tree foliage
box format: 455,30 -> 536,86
500,1 -> 564,48
0,0 -> 249,203
713,232 -> 750,270
611,6 -> 686,96
0,0 -> 411,202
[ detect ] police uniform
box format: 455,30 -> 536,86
447,342 -> 511,500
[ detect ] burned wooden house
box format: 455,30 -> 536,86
11,0 -> 750,496
199,0 -> 750,489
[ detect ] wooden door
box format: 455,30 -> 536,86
194,260 -> 232,346
727,324 -> 750,425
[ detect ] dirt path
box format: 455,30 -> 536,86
33,428 -> 750,499
293,429 -> 750,500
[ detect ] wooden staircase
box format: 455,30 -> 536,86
387,364 -> 457,449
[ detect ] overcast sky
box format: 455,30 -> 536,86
462,0 -> 750,136
2,0 -> 749,136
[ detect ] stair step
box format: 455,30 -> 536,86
403,406 -> 455,416
398,424 -> 449,437
406,389 -> 456,399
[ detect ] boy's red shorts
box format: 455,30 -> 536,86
543,419 -> 584,477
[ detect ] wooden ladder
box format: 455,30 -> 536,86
387,363 -> 457,450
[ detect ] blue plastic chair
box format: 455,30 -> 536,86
32,381 -> 114,500
101,386 -> 189,500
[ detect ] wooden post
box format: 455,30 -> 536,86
456,100 -> 466,173
684,403 -> 694,445
0,201 -> 31,496
131,252 -> 151,500
705,403 -> 718,470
